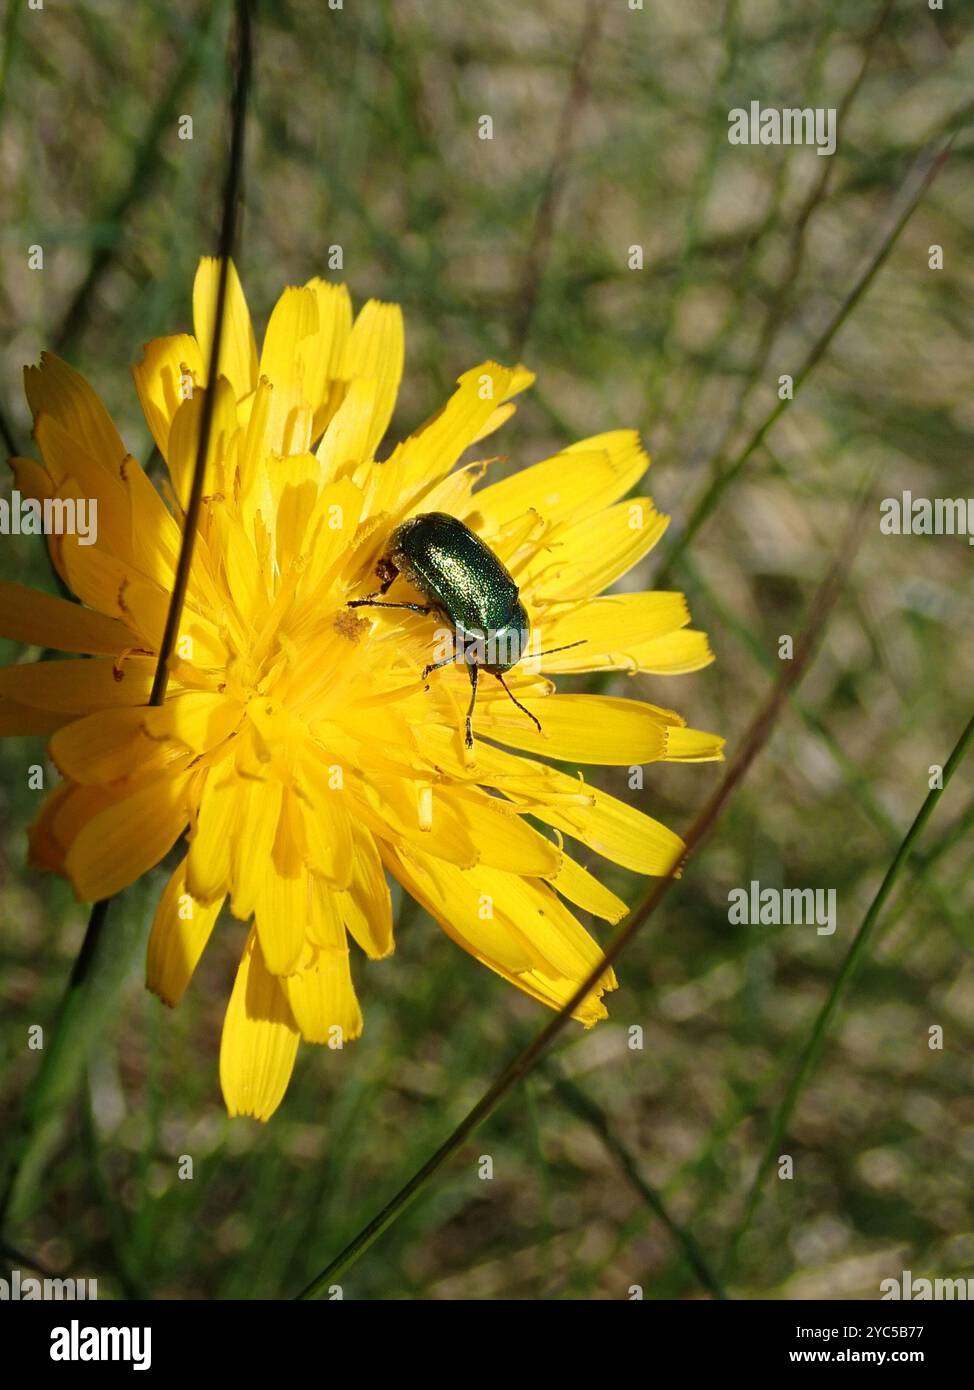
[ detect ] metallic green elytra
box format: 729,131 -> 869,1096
348,511 -> 581,748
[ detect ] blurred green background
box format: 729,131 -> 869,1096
1,0 -> 973,1299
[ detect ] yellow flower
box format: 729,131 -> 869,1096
0,260 -> 722,1120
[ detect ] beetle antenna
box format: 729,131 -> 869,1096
533,638 -> 586,658
493,672 -> 542,734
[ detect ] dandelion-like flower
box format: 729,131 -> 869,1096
0,261 -> 722,1119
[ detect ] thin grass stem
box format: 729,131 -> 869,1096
721,709 -> 974,1282
295,492 -> 868,1298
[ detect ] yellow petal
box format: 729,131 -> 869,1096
24,352 -> 125,468
192,257 -> 258,401
306,873 -> 346,950
419,727 -> 688,878
7,456 -> 69,584
451,789 -> 561,876
144,690 -> 242,754
35,472 -> 137,614
469,400 -> 516,443
293,478 -> 365,603
0,582 -> 131,655
132,334 -> 204,458
468,431 -> 650,537
237,378 -> 274,516
348,773 -> 478,869
253,790 -> 308,975
540,781 -> 685,877
521,498 -> 669,602
295,755 -> 355,886
505,967 -> 610,1025
50,707 -> 188,784
259,286 -> 319,454
64,772 -> 192,901
411,460 -> 482,519
165,378 -> 239,511
274,455 -> 321,569
336,827 -> 393,959
254,870 -> 307,977
664,726 -> 725,761
386,844 -> 611,1024
282,946 -> 363,1044
478,866 -> 615,983
475,693 -> 670,765
123,452 -> 187,592
27,781 -> 86,871
302,277 -> 353,439
390,847 -> 534,973
33,414 -> 132,544
0,656 -> 156,713
552,853 -> 629,923
625,629 -> 715,674
59,532 -> 136,619
562,427 -> 650,480
229,776 -> 283,920
0,696 -> 69,736
341,299 -> 404,457
529,592 -> 691,673
469,364 -> 535,443
315,377 -> 378,480
146,858 -> 223,1006
9,453 -> 55,503
219,927 -> 300,1121
29,782 -> 114,873
391,362 -> 526,501
220,512 -> 267,624
186,766 -> 238,903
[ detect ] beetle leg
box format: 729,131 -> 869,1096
421,654 -> 457,687
347,598 -> 432,615
347,555 -> 403,608
464,662 -> 479,749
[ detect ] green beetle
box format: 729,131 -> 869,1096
348,511 -> 580,748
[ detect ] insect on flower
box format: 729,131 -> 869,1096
0,258 -> 724,1120
348,511 -> 585,748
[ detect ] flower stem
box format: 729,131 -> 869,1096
0,0 -> 254,1239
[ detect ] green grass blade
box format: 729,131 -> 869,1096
722,710 -> 974,1283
